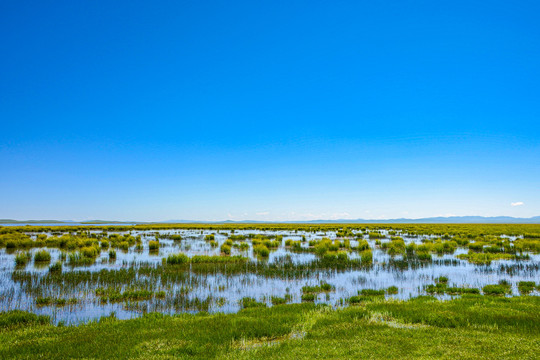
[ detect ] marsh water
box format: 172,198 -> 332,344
1,228 -> 538,324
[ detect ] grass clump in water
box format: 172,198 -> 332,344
220,243 -> 231,255
483,282 -> 512,296
48,261 -> 62,273
271,295 -> 291,305
253,244 -> 270,257
165,253 -> 189,265
518,281 -> 537,295
95,288 -> 156,303
240,297 -> 266,309
148,240 -> 159,251
302,282 -> 335,294
34,250 -> 51,263
359,289 -> 385,297
14,252 -> 31,266
457,251 -> 527,264
68,250 -> 97,266
38,297 -> 79,307
445,287 -> 480,295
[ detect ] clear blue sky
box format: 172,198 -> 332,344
1,1 -> 539,221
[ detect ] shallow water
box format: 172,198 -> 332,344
0,228 -> 538,324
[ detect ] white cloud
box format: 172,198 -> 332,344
256,211 -> 269,216
511,202 -> 524,207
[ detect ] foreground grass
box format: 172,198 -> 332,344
1,296 -> 539,359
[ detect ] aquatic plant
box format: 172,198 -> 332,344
518,281 -> 536,295
368,232 -> 386,239
36,297 -> 52,306
482,284 -> 512,296
253,244 -> 270,257
96,288 -> 156,303
240,297 -> 266,308
68,251 -> 96,266
49,261 -> 62,273
220,243 -> 231,255
14,252 -> 30,266
359,289 -> 385,296
445,287 -> 480,295
354,239 -> 370,251
165,253 -> 189,265
435,276 -> 448,284
360,249 -> 373,264
302,282 -> 335,294
34,250 -> 51,263
191,255 -> 247,264
457,252 -> 527,264
271,296 -> 288,305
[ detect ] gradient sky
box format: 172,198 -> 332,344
1,1 -> 539,221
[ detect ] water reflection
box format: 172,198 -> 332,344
0,228 -> 538,324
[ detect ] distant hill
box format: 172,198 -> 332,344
0,219 -> 69,224
161,216 -> 540,224
2,216 -> 540,225
0,219 -> 137,225
299,216 -> 540,224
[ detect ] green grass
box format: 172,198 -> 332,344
301,282 -> 335,294
483,284 -> 512,296
33,249 -> 51,262
48,261 -> 62,273
301,293 -> 316,302
220,243 -> 231,255
359,289 -> 385,296
0,310 -> 49,329
457,252 -> 529,264
95,288 -> 157,303
518,281 -> 537,295
14,252 -> 30,266
0,296 -> 538,359
240,297 -> 267,309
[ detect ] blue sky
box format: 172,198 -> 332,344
1,1 -> 539,221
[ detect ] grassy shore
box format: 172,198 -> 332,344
1,295 -> 538,359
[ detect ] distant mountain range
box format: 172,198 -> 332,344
2,216 -> 540,224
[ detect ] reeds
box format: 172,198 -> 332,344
517,281 -> 537,295
240,297 -> 266,308
302,282 -> 335,294
34,250 -> 51,263
14,252 -> 31,266
49,261 -> 62,273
